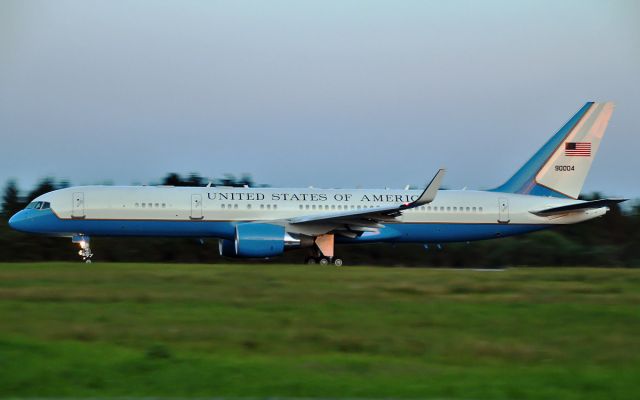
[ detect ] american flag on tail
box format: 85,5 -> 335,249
565,142 -> 591,157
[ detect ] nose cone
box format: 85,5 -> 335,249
8,211 -> 27,232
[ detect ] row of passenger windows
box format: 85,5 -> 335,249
215,203 -> 484,212
410,205 -> 483,213
134,202 -> 166,208
26,201 -> 51,210
221,204 -> 278,210
295,204 -> 483,212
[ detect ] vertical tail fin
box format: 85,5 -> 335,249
492,102 -> 614,199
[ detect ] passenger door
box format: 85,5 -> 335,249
72,192 -> 85,218
498,197 -> 510,223
190,194 -> 203,219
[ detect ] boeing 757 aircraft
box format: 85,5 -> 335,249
10,102 -> 624,265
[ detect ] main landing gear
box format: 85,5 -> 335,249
72,235 -> 93,263
305,256 -> 343,266
305,233 -> 343,266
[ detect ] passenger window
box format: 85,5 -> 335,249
273,205 -> 277,210
472,207 -> 477,212
221,204 -> 225,209
453,207 -> 457,211
266,204 -> 271,209
247,204 -> 252,209
162,203 -> 166,208
142,203 -> 146,208
466,207 -> 470,212
479,207 -> 483,212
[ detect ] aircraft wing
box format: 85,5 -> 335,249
285,169 -> 445,237
531,198 -> 627,216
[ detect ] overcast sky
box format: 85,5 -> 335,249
1,0 -> 638,197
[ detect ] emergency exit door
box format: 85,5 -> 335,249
190,194 -> 203,219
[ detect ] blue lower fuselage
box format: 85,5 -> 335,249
10,208 -> 550,244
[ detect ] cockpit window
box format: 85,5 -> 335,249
25,201 -> 50,210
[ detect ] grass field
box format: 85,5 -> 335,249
0,263 -> 639,399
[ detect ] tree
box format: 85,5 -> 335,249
1,180 -> 23,220
185,173 -> 204,187
238,173 -> 254,187
162,173 -> 184,186
161,173 -> 205,187
26,178 -> 57,203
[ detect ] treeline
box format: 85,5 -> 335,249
1,174 -> 639,267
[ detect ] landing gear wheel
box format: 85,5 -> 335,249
319,257 -> 330,266
305,257 -> 317,265
333,258 -> 343,267
73,235 -> 94,264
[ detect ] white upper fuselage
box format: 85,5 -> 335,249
36,185 -> 602,228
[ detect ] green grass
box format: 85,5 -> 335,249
0,263 -> 639,399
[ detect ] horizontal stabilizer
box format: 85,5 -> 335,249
531,198 -> 627,216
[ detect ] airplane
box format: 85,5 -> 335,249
9,102 -> 625,265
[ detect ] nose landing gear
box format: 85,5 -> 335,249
72,235 -> 93,263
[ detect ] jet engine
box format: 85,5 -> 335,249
219,223 -> 314,258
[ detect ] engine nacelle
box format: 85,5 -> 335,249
219,223 -> 313,258
218,238 -> 241,258
234,223 -> 285,257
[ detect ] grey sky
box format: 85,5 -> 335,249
1,0 -> 638,197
